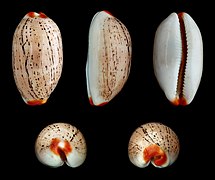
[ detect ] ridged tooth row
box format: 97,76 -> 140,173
128,122 -> 180,168
12,12 -> 63,106
86,11 -> 132,106
153,12 -> 203,106
35,122 -> 87,168
12,11 -> 200,168
12,11 -> 202,106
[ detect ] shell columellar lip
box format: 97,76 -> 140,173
128,122 -> 180,168
86,10 -> 132,106
35,122 -> 87,168
12,12 -> 63,106
153,12 -> 203,106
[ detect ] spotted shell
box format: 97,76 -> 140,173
86,10 -> 132,106
12,12 -> 63,106
128,122 -> 180,168
35,122 -> 87,168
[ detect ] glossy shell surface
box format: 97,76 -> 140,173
153,12 -> 203,105
128,122 -> 180,168
12,12 -> 63,105
86,10 -> 132,106
35,122 -> 87,168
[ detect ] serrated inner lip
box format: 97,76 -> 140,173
175,12 -> 188,105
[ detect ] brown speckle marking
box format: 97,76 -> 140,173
12,12 -> 63,105
128,122 -> 180,168
35,122 -> 87,167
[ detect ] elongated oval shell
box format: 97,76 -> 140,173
12,12 -> 63,106
35,122 -> 87,168
128,122 -> 179,168
153,12 -> 203,106
86,10 -> 132,106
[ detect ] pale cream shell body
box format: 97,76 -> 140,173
128,122 -> 180,168
12,12 -> 63,105
86,11 -> 132,106
35,122 -> 87,168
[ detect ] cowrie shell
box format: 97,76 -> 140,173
86,10 -> 132,106
35,122 -> 87,168
128,122 -> 179,168
153,12 -> 203,105
12,12 -> 63,106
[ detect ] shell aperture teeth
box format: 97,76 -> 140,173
86,10 -> 132,106
128,122 -> 180,168
176,12 -> 187,104
35,122 -> 87,168
153,12 -> 203,106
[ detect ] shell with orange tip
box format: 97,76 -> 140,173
12,12 -> 63,105
153,12 -> 203,106
86,10 -> 132,106
35,122 -> 87,168
128,122 -> 180,168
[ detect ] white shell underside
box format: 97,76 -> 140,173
128,122 -> 180,168
153,12 -> 203,105
35,122 -> 87,168
86,11 -> 132,106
